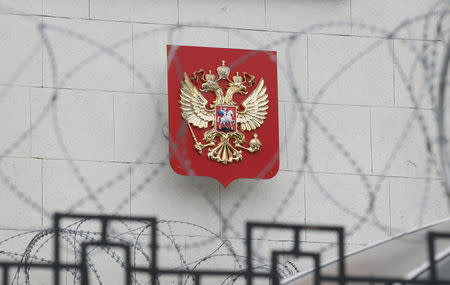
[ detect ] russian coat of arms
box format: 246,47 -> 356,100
168,45 -> 279,187
179,60 -> 268,164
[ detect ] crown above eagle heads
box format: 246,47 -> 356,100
217,60 -> 230,80
191,60 -> 256,88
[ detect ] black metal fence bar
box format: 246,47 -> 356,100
0,213 -> 447,285
321,275 -> 450,284
428,232 -> 450,284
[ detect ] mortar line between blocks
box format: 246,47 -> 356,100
65,243 -> 69,282
278,168 -> 441,181
306,34 -> 310,105
129,166 -> 132,217
392,40 -> 396,106
41,158 -> 43,225
349,0 -> 352,35
29,88 -> 32,157
41,16 -> 44,88
283,104 -> 289,169
131,24 -> 135,91
388,179 -> 392,236
0,11 -> 442,41
264,0 -> 268,30
219,182 -> 223,239
177,0 -> 180,25
303,172 -> 307,240
112,95 -> 116,161
369,107 -> 374,174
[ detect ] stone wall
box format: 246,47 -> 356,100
0,0 -> 448,283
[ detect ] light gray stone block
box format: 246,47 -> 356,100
279,102 -> 288,170
393,39 -> 442,109
42,159 -> 131,225
304,173 -> 390,244
90,0 -> 178,24
31,88 -> 114,161
0,86 -> 31,157
0,157 -> 42,229
221,171 -> 305,239
179,0 -> 266,30
42,17 -> 133,92
308,34 -> 394,106
371,107 -> 437,178
352,0 -> 441,40
0,14 -> 42,86
267,0 -> 351,35
43,0 -> 89,18
390,177 -> 448,233
285,103 -> 371,174
0,0 -> 41,14
130,164 -> 220,236
114,93 -> 168,163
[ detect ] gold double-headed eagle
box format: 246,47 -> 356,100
179,60 -> 269,164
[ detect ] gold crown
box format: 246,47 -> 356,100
233,72 -> 243,83
205,70 -> 216,81
217,60 -> 230,80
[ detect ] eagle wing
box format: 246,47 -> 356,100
179,73 -> 214,128
237,78 -> 269,131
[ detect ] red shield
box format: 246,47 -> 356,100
167,45 -> 279,187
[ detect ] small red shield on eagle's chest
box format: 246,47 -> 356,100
215,105 -> 237,134
167,45 -> 279,187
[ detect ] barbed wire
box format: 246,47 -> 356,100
0,1 -> 448,284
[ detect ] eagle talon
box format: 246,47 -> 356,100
194,142 -> 203,154
194,141 -> 215,154
234,134 -> 262,153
